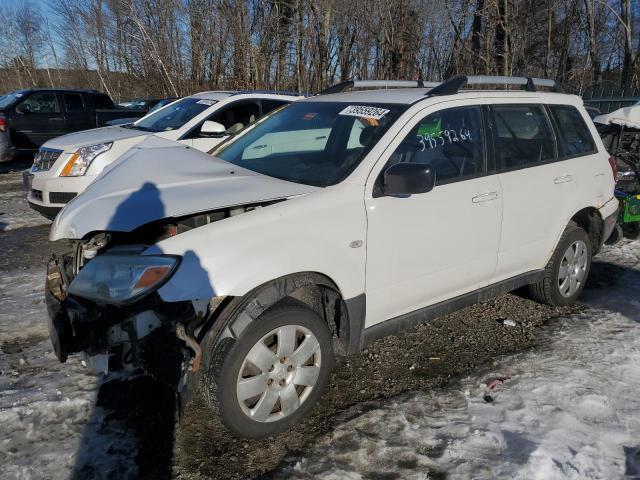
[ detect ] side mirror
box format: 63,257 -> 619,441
200,120 -> 227,138
382,162 -> 436,196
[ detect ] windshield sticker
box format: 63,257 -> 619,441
196,99 -> 216,106
339,105 -> 390,120
303,112 -> 318,120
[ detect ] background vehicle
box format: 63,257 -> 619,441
106,98 -> 179,126
0,88 -> 145,157
45,77 -> 617,439
24,91 -> 302,218
594,105 -> 640,241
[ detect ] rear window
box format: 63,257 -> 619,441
491,104 -> 555,169
550,105 -> 597,157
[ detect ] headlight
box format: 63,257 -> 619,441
68,254 -> 179,304
60,142 -> 112,177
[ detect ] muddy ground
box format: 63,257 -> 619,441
0,159 -> 604,479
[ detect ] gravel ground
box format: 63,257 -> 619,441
0,166 -> 627,479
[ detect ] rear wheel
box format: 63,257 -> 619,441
203,301 -> 333,438
529,226 -> 592,306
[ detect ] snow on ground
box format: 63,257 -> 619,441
276,242 -> 640,480
0,267 -> 137,480
0,172 -> 50,231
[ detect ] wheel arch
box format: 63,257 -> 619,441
568,206 -> 604,254
197,271 -> 364,357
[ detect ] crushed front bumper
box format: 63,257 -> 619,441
44,255 -> 202,388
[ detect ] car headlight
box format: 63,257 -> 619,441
68,254 -> 179,304
60,142 -> 112,177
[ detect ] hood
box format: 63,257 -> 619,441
42,125 -> 150,151
593,105 -> 640,129
50,137 -> 319,240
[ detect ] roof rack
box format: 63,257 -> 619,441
427,75 -> 563,97
231,89 -> 310,97
320,80 -> 441,95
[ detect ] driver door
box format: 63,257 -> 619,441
364,103 -> 502,327
10,91 -> 65,150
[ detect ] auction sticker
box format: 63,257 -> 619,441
339,105 -> 390,120
197,99 -> 217,106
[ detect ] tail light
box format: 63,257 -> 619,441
0,117 -> 6,131
608,156 -> 618,181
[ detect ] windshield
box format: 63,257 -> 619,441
214,101 -> 405,186
132,97 -> 216,132
0,92 -> 21,109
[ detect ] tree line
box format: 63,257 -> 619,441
0,0 -> 638,101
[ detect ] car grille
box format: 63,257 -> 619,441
49,192 -> 77,204
32,148 -> 63,172
31,189 -> 43,201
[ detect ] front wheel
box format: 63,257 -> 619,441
529,226 -> 592,306
203,301 -> 333,438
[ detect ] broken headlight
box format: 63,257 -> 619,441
68,254 -> 179,304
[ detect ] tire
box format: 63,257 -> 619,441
203,301 -> 333,438
528,226 -> 592,307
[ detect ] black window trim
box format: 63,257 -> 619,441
374,103 -> 491,196
546,104 -> 599,161
488,102 -> 560,174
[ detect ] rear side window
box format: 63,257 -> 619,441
64,93 -> 84,113
93,93 -> 114,109
491,104 -> 555,169
550,105 -> 596,157
387,105 -> 486,184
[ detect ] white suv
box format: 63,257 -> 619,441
24,91 -> 303,218
44,77 -> 618,438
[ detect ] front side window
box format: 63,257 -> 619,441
207,101 -> 261,135
214,102 -> 404,187
550,105 -> 596,157
64,93 -> 84,113
18,92 -> 59,114
385,106 -> 486,184
491,104 -> 555,168
133,97 -> 216,132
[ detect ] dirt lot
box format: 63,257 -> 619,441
0,161 -> 607,479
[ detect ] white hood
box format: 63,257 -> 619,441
50,137 -> 319,240
42,125 -> 150,151
593,105 -> 640,129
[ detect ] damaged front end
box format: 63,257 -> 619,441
44,202 -> 271,395
45,247 -> 201,388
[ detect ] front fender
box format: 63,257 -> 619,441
148,183 -> 367,305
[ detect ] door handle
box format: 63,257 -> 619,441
554,174 -> 573,184
49,117 -> 64,122
472,191 -> 499,203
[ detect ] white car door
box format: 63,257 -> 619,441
365,103 -> 502,327
489,103 -> 578,281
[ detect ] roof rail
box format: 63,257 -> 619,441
320,79 -> 441,95
231,89 -> 310,97
427,75 -> 563,97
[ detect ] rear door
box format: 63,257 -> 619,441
9,91 -> 66,150
63,92 -> 93,134
365,103 -> 502,326
490,102 -> 576,281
